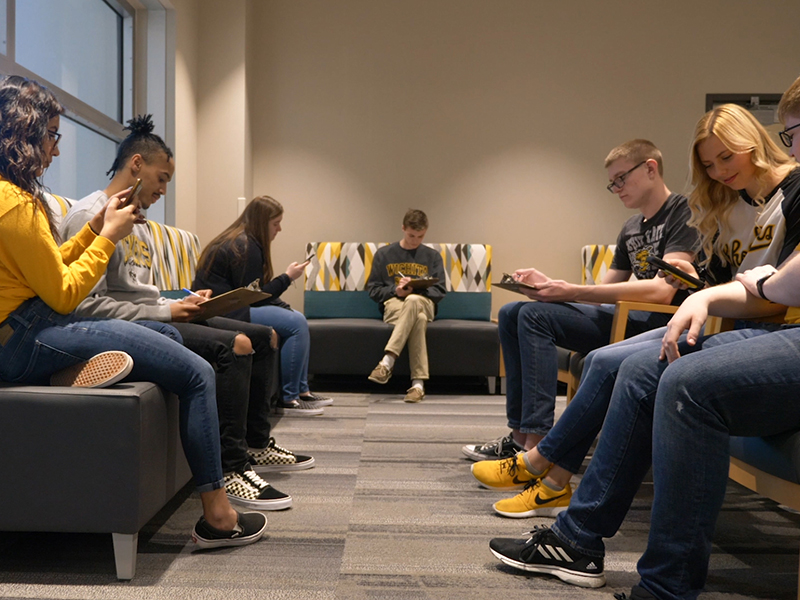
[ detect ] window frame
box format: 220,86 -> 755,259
0,0 -> 175,223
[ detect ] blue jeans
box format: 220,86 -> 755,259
498,301 -> 671,435
636,326 -> 800,600
250,305 -> 309,402
0,297 -> 224,493
548,326 -> 794,596
536,327 -> 666,473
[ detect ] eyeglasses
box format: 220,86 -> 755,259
607,160 -> 647,193
46,129 -> 62,146
779,122 -> 800,148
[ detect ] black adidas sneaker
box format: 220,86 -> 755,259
489,526 -> 605,588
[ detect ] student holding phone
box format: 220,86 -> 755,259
194,195 -> 334,417
482,100 -> 800,596
63,117 -> 306,512
0,75 -> 266,548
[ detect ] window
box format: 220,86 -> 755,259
706,94 -> 785,146
0,0 -> 173,223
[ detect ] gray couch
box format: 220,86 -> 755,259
0,382 -> 190,579
303,242 -> 500,392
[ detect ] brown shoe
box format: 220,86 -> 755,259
368,362 -> 392,384
404,387 -> 425,403
50,351 -> 134,388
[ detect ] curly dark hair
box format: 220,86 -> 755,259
0,75 -> 64,238
106,114 -> 173,177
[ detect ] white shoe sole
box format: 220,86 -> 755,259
50,351 -> 133,388
493,503 -> 570,518
251,457 -> 316,473
489,548 -> 606,588
227,493 -> 293,511
276,407 -> 324,417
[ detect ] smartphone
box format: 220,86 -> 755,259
301,253 -> 314,263
120,178 -> 142,207
646,255 -> 704,289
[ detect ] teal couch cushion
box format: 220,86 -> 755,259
304,290 -> 491,321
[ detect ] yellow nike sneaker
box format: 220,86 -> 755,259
470,452 -> 546,491
493,480 -> 572,518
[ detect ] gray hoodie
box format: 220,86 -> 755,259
60,190 -> 174,322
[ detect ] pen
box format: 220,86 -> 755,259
182,287 -> 203,298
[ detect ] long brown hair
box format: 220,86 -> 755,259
688,104 -> 795,267
197,195 -> 284,284
0,75 -> 64,239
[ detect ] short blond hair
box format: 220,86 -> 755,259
604,139 -> 664,176
778,75 -> 800,122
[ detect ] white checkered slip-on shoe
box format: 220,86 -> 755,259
299,392 -> 334,407
249,437 -> 315,473
50,351 -> 133,388
224,466 -> 293,511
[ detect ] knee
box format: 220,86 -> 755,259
233,334 -> 253,355
498,302 -> 515,325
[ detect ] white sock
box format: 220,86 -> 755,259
381,354 -> 396,369
411,379 -> 424,391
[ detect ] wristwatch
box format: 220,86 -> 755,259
756,272 -> 775,302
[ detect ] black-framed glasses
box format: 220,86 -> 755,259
607,160 -> 647,193
779,122 -> 800,148
46,129 -> 62,146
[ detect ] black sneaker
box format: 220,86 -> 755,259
489,526 -> 605,588
192,510 -> 267,549
614,585 -> 658,600
224,466 -> 293,510
462,432 -> 524,462
299,392 -> 334,407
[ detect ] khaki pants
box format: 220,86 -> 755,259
382,295 -> 435,380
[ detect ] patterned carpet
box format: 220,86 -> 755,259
0,387 -> 797,599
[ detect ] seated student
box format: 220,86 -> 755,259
366,209 -> 446,403
0,74 -> 265,548
62,116 -> 309,513
483,91 -> 800,595
463,139 -> 697,462
193,195 -> 333,416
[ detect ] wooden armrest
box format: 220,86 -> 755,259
610,301 -> 679,344
706,310 -> 788,335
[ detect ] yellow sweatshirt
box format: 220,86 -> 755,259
0,177 -> 116,323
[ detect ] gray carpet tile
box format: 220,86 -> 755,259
0,391 -> 797,599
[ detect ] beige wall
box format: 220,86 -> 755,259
175,0 -> 800,314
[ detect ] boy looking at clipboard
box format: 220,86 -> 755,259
366,209 -> 446,402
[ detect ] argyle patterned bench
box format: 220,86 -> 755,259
303,242 -> 500,391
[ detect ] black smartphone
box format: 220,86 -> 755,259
120,178 -> 142,207
646,255 -> 704,289
300,253 -> 314,263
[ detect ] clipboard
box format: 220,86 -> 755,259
493,281 -> 539,294
190,288 -> 271,321
403,277 -> 440,290
494,273 -> 540,294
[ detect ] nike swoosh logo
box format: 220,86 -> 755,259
534,492 -> 567,506
512,476 -> 529,485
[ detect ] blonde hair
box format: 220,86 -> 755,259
604,139 -> 663,176
688,104 -> 794,267
778,75 -> 800,123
